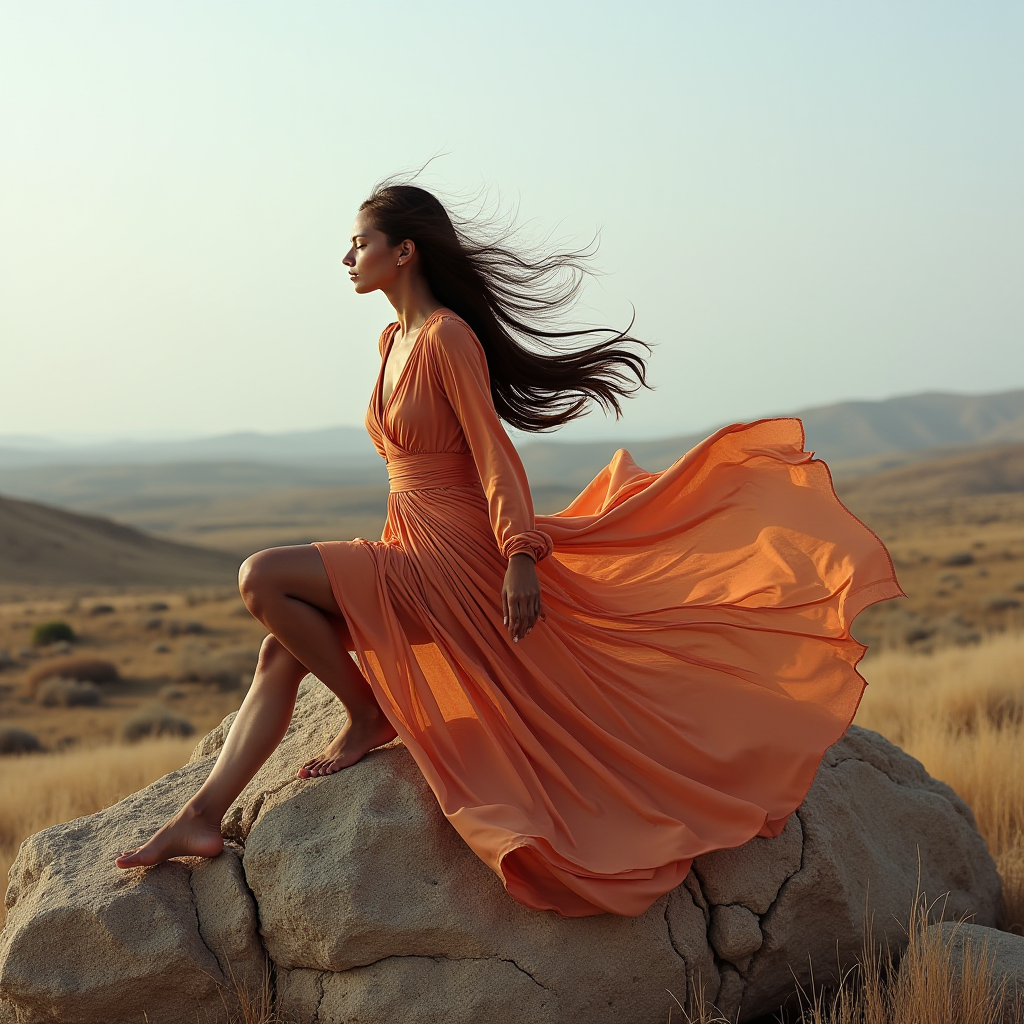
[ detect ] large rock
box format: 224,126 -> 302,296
0,676 -> 1002,1023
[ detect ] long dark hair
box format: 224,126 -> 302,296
360,182 -> 651,432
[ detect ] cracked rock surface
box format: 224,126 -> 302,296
0,676 -> 1002,1023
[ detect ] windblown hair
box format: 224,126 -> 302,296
360,182 -> 651,432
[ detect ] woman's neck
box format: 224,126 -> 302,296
383,272 -> 443,338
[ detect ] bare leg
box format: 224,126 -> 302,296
116,634 -> 305,867
233,545 -> 396,778
115,545 -> 394,869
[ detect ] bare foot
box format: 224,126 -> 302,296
298,710 -> 397,778
114,804 -> 224,869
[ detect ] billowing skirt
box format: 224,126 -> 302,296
315,419 -> 902,917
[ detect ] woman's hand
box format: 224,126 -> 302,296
502,552 -> 544,642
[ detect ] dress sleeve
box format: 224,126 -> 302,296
430,317 -> 553,563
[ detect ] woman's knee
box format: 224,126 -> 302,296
238,550 -> 278,616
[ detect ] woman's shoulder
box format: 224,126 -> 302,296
424,309 -> 484,358
378,321 -> 399,354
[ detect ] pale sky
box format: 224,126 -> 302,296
1,1 -> 1021,443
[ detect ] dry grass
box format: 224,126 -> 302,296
857,631 -> 1024,930
0,737 -> 195,926
791,894 -> 1024,1024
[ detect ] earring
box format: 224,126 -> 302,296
396,261 -> 402,267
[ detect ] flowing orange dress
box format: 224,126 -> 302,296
315,308 -> 903,918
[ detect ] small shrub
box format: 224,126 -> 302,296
167,620 -> 205,637
36,678 -> 102,708
121,707 -> 195,743
31,621 -> 76,647
143,601 -> 169,612
985,596 -> 1023,614
0,728 -> 42,755
942,551 -> 975,567
176,645 -> 259,690
87,604 -> 115,616
26,657 -> 119,696
158,684 -> 187,701
905,627 -> 936,645
1012,580 -> 1024,593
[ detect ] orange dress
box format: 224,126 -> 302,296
315,308 -> 903,918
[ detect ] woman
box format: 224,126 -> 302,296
116,183 -> 902,917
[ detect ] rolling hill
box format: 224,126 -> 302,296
834,443 -> 1024,508
0,494 -> 240,587
1,389 -> 1023,529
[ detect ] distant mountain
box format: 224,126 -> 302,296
521,389 -> 1024,486
0,461 -> 385,519
0,426 -> 380,470
798,390 -> 1024,461
0,494 -> 240,587
2,389 -> 1023,497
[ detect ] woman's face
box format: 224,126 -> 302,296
342,210 -> 408,294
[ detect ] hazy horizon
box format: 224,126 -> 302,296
2,2 -> 1022,444
2,381 -> 1023,451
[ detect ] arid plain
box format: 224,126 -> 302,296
3,395 -> 1024,1021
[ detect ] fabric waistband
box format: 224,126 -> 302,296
387,452 -> 480,492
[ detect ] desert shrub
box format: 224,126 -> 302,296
87,604 -> 115,616
158,684 -> 187,701
121,707 -> 195,743
905,626 -> 936,645
26,657 -> 119,696
31,621 -> 76,647
176,645 -> 259,690
0,728 -> 42,755
36,678 -> 102,708
142,601 -> 169,612
942,551 -> 975,567
167,620 -> 206,637
0,649 -> 16,671
986,595 -> 1023,613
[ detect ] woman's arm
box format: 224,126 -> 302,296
431,318 -> 551,641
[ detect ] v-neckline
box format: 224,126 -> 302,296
377,308 -> 446,420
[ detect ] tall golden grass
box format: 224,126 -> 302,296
789,895 -> 1024,1024
857,631 -> 1024,930
0,737 -> 195,926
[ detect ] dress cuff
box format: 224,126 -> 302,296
503,531 -> 554,563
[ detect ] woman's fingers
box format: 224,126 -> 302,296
503,591 -> 544,642
510,595 -> 544,641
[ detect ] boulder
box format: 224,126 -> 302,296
0,676 -> 1003,1024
